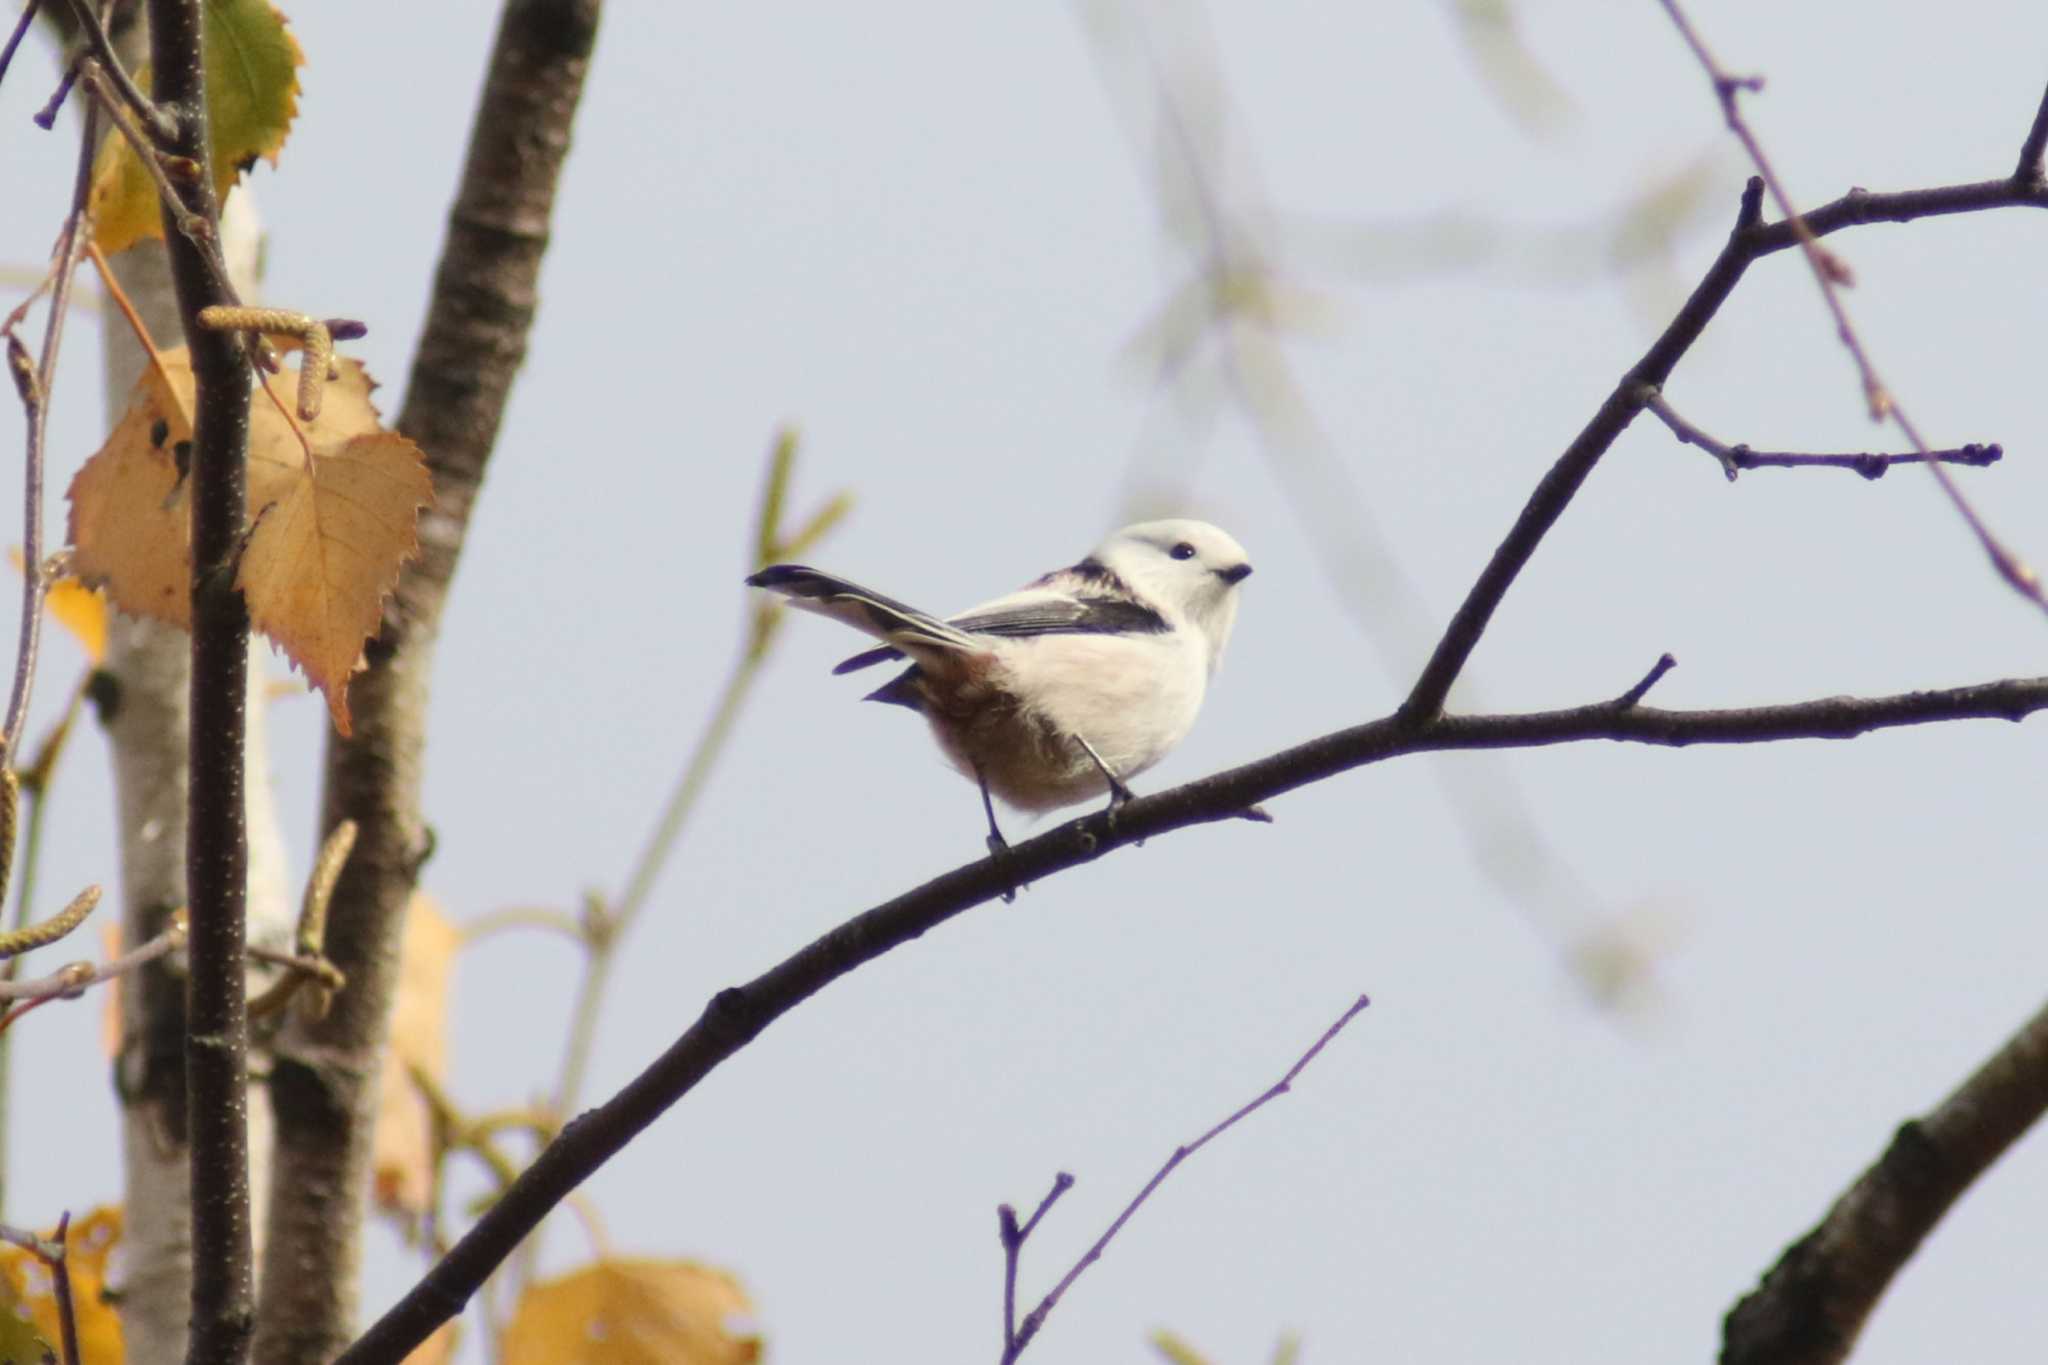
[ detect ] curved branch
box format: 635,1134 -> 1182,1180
338,674 -> 2048,1362
1721,991 -> 2048,1365
143,1 -> 258,1360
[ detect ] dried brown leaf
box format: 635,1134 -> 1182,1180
65,347 -> 431,732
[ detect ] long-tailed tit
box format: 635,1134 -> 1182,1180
748,519 -> 1253,862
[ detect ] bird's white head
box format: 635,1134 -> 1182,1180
1090,519 -> 1252,672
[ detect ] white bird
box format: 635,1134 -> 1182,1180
748,519 -> 1253,862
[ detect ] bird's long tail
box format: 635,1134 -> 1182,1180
746,565 -> 975,669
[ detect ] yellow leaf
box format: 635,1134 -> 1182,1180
5,550 -> 108,664
0,1207 -> 125,1365
65,347 -> 432,733
239,426 -> 430,735
0,1285 -> 53,1365
88,1 -> 303,254
502,1260 -> 760,1365
203,0 -> 303,175
372,894 -> 459,1220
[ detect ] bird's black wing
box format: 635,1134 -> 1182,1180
831,593 -> 1169,674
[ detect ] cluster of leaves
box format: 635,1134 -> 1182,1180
86,0 -> 302,256
67,343 -> 429,732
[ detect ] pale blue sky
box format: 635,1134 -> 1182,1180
3,1 -> 2046,1360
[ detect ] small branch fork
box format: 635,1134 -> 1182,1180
1638,386 -> 2002,482
0,60 -> 103,773
58,0 -> 173,142
0,1210 -> 82,1365
998,995 -> 1371,1363
0,909 -> 185,1034
1656,0 -> 2048,615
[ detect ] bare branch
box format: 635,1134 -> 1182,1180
0,0 -> 41,97
338,673 -> 2048,1362
58,0 -> 173,143
1004,995 -> 1371,1361
142,1 -> 258,1360
0,910 -> 184,1007
1722,991 -> 2048,1365
998,1174 -> 1072,1360
1656,0 -> 2048,615
0,1211 -> 81,1365
2,83 -> 100,771
1638,386 -> 2002,481
48,1210 -> 79,1365
2015,81 -> 2048,183
1614,654 -> 1678,710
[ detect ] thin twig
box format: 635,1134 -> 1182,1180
458,905 -> 586,946
77,60 -> 212,246
1006,995 -> 1371,1360
58,0 -> 174,142
1722,990 -> 2048,1365
0,910 -> 184,1006
85,240 -> 172,382
2014,81 -> 2048,183
0,0 -> 42,94
245,944 -> 344,984
46,1209 -> 78,1365
1656,0 -> 2048,614
2,90 -> 100,771
29,53 -> 78,129
1638,386 -> 2001,481
0,1212 -> 80,1365
1614,654 -> 1677,710
997,1173 -> 1073,1357
0,1218 -> 60,1258
1729,444 -> 2000,479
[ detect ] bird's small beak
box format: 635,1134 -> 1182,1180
1218,562 -> 1253,585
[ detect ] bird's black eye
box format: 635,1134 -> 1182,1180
1170,542 -> 1197,561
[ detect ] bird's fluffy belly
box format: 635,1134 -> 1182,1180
913,634 -> 1203,813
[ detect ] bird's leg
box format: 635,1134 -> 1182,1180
975,762 -> 1022,903
1072,734 -> 1139,842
